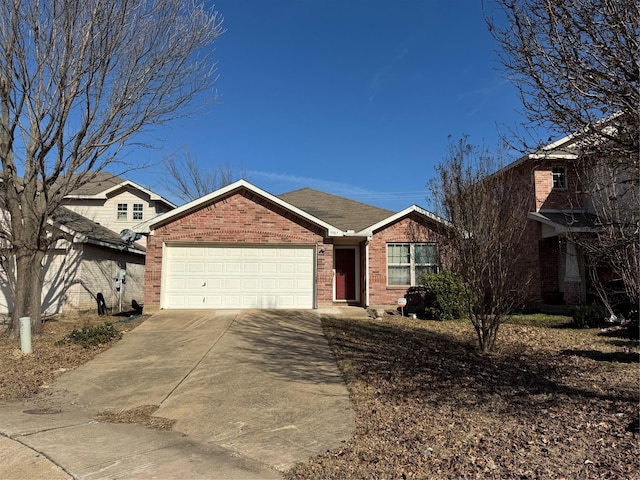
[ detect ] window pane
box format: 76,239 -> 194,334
117,203 -> 127,220
388,244 -> 409,264
388,266 -> 410,285
415,244 -> 437,265
552,166 -> 566,189
133,203 -> 143,220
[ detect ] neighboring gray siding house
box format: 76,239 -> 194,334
0,207 -> 145,316
61,172 -> 176,247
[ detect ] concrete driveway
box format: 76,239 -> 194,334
0,309 -> 357,479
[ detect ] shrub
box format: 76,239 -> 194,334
572,303 -> 607,328
421,271 -> 469,320
61,322 -> 122,348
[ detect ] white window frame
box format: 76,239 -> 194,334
132,203 -> 144,220
552,166 -> 567,189
387,242 -> 439,286
117,203 -> 128,221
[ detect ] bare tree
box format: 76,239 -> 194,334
430,137 -> 533,351
0,0 -> 223,335
578,153 -> 639,315
162,148 -> 246,203
486,0 -> 639,153
486,0 -> 639,313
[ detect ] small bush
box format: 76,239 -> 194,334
421,271 -> 469,320
61,322 -> 121,348
572,303 -> 607,328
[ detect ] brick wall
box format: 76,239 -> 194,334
367,213 -> 446,306
144,190 -> 330,309
534,162 -> 583,211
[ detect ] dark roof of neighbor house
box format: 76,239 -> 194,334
66,172 -> 126,196
278,188 -> 395,232
51,206 -> 145,252
531,210 -> 597,229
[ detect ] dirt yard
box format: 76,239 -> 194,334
1,311 -> 637,479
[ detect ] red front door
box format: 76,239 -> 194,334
335,248 -> 356,300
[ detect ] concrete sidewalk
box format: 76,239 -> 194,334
0,309 -> 359,479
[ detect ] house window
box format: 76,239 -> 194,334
387,243 -> 439,286
552,166 -> 566,189
132,203 -> 143,220
117,203 -> 128,220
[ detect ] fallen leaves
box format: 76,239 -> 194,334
287,315 -> 639,479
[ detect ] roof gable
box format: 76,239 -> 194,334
65,172 -> 176,209
363,205 -> 450,235
148,180 -> 342,235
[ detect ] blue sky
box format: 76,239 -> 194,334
131,0 -> 528,212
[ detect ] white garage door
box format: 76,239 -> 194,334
163,245 -> 315,309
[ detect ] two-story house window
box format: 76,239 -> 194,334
117,203 -> 128,220
387,242 -> 439,286
132,203 -> 144,220
552,166 -> 567,189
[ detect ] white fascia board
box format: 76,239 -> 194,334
357,205 -> 449,236
528,152 -> 579,160
147,179 -> 342,235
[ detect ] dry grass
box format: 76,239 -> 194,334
288,314 -> 640,479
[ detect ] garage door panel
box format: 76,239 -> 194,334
224,278 -> 242,289
225,262 -> 241,274
243,262 -> 259,274
206,262 -> 223,274
261,262 -> 277,274
164,245 -> 314,309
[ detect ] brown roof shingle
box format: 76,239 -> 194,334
51,207 -> 145,252
277,188 -> 395,232
67,172 -> 125,196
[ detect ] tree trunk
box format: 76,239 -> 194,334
473,317 -> 500,352
9,248 -> 45,337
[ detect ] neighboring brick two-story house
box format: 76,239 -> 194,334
62,172 -> 176,247
143,180 -> 447,311
500,134 -> 603,306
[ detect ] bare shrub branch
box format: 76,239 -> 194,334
430,137 -> 533,351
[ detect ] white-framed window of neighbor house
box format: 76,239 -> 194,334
552,166 -> 567,189
132,203 -> 144,220
387,242 -> 439,286
117,203 -> 128,220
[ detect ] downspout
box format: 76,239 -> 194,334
365,237 -> 371,307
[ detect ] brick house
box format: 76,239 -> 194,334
499,134 -> 603,306
143,180 -> 447,311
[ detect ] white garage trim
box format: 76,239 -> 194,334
161,243 -> 316,309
